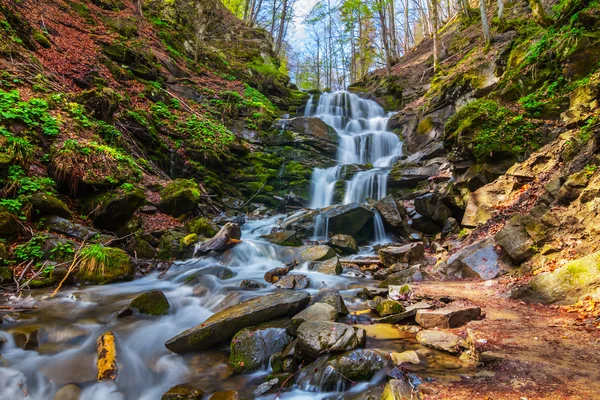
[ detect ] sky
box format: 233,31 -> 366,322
290,0 -> 319,48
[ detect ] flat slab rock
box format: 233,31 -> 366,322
165,291 -> 310,353
374,301 -> 433,324
416,330 -> 466,354
415,305 -> 481,329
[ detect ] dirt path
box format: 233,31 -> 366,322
411,280 -> 600,400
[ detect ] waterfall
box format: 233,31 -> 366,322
305,91 -> 402,209
373,211 -> 388,244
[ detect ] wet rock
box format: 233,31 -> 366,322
239,279 -> 263,289
195,223 -> 242,256
375,301 -> 433,324
161,384 -> 204,400
442,217 -> 460,235
378,243 -> 424,267
291,303 -> 337,334
273,117 -> 338,155
12,329 -> 39,350
494,216 -> 534,263
360,287 -> 389,299
389,164 -> 441,189
308,288 -> 349,315
348,385 -> 385,400
254,378 -> 280,396
416,330 -> 465,354
207,390 -> 242,400
230,319 -> 293,373
199,266 -> 235,280
309,256 -> 342,275
301,245 -> 337,262
296,321 -> 366,359
446,238 -> 507,280
321,203 -> 375,239
327,234 -> 358,255
31,193 -> 72,219
416,305 -> 481,328
159,179 -> 201,217
274,274 -> 310,289
53,383 -> 82,400
44,216 -> 101,241
165,291 -> 310,353
382,379 -> 420,400
414,193 -> 452,225
85,188 -> 145,230
374,195 -> 405,231
75,246 -> 135,284
97,331 -> 118,381
130,289 -> 170,316
377,266 -> 422,287
260,230 -> 302,246
367,296 -> 405,317
298,349 -> 386,390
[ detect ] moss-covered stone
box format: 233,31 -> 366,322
186,217 -> 218,237
157,230 -> 186,260
75,246 -> 135,284
85,188 -> 145,230
159,179 -> 201,217
130,289 -> 170,316
32,30 -> 51,48
181,233 -> 198,247
0,211 -> 18,238
161,384 -> 204,400
0,267 -> 13,283
368,296 -> 405,317
30,193 -> 72,219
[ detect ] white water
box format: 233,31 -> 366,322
306,91 -> 402,209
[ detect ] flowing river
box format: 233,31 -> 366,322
0,93 -> 465,400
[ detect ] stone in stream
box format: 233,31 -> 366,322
207,390 -> 243,400
390,350 -> 425,366
259,230 -> 303,246
416,330 -> 466,354
377,266 -> 422,287
296,321 -> 366,359
161,384 -> 204,400
165,291 -> 310,353
327,234 -> 359,255
382,378 -> 421,400
11,328 -> 39,351
308,288 -> 349,315
374,195 -> 405,231
229,319 -> 293,373
359,287 -> 389,299
52,384 -> 82,400
264,264 -> 293,283
301,245 -> 337,262
239,279 -> 263,289
309,256 -> 343,275
367,296 -> 405,317
129,289 -> 170,316
415,305 -> 481,328
290,303 -> 337,334
378,243 -> 424,267
274,274 -> 310,289
374,301 -> 433,324
97,331 -> 118,381
321,203 -> 375,239
297,349 -> 386,391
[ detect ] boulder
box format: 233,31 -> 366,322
86,188 -> 145,230
494,216 -> 534,263
446,238 -> 507,280
274,274 -> 310,289
321,203 -> 375,239
410,213 -> 441,234
374,301 -> 434,323
301,245 -> 336,262
378,266 -> 422,287
186,217 -> 219,237
161,384 -> 204,400
328,234 -> 358,255
76,246 -> 135,284
291,303 -> 337,334
523,252 -> 600,304
264,265 -> 293,283
557,170 -> 589,204
308,288 -> 349,315
367,296 -> 405,317
52,384 -> 82,400
30,193 -> 71,219
373,195 -> 405,231
416,330 -> 465,353
273,117 -> 338,155
260,230 -> 303,246
462,176 -> 523,227
390,350 -> 426,366
296,321 -> 366,359
45,216 -> 101,241
378,243 -> 424,267
230,319 -> 293,373
195,223 -> 242,256
414,193 -> 452,225
0,211 -> 18,238
415,305 -> 481,328
159,179 -> 201,217
165,291 -> 310,353
130,289 -> 170,316
0,267 -> 13,284
388,164 -> 441,189
207,390 -> 242,400
381,379 -> 420,400
309,256 -> 342,275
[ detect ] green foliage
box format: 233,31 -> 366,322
8,165 -> 56,196
446,99 -> 541,162
150,101 -> 175,120
14,235 -> 47,262
584,164 -> 597,178
0,90 -> 60,136
0,127 -> 34,165
120,182 -> 135,192
0,198 -> 23,215
178,115 -> 235,151
50,241 -> 75,260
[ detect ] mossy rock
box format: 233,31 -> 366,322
103,16 -> 138,38
85,188 -> 145,230
0,211 -> 18,239
75,246 -> 135,284
186,217 -> 218,237
157,230 -> 186,260
32,30 -> 51,48
30,193 -> 72,219
128,236 -> 156,259
301,245 -> 337,262
159,179 -> 201,217
161,384 -> 204,400
130,289 -> 170,316
0,267 -> 13,283
181,234 -> 198,247
368,296 -> 405,317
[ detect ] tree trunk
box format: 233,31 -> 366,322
274,0 -> 288,55
404,0 -> 410,53
270,0 -> 277,35
431,0 -> 439,71
497,0 -> 505,27
480,0 -> 491,44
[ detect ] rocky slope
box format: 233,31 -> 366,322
350,0 -> 600,310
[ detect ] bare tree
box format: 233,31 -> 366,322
480,0 -> 491,44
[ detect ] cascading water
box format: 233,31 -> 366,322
305,91 -> 402,240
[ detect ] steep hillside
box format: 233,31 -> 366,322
351,0 -> 600,307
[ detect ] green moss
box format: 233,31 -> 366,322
76,245 -> 134,284
181,233 -> 198,247
32,31 -> 51,48
416,117 -> 434,135
186,217 -> 217,237
130,289 -> 170,316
